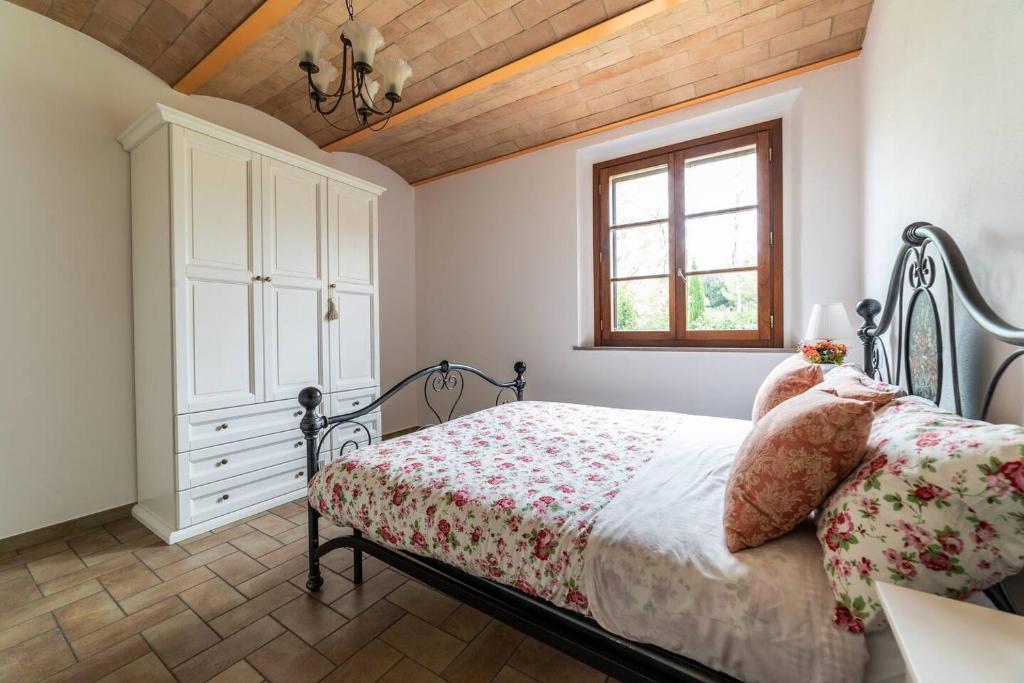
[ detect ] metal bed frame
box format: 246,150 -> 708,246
296,223 -> 1023,682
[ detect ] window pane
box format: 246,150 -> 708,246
612,223 -> 669,278
686,270 -> 758,331
685,209 -> 757,272
611,165 -> 668,225
684,146 -> 756,215
613,277 -> 669,331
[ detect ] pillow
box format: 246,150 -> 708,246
725,388 -> 875,552
751,354 -> 824,422
820,365 -> 906,409
817,396 -> 1024,634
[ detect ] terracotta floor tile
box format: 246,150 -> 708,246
180,525 -> 254,556
118,566 -> 214,614
247,515 -> 295,537
442,621 -> 525,683
386,581 -> 460,626
0,613 -> 55,653
228,531 -> 282,559
340,555 -> 388,582
246,632 -> 334,683
0,580 -> 103,632
288,566 -> 354,604
70,596 -> 187,660
207,552 -> 267,586
491,666 -> 538,683
440,604 -> 491,642
79,533 -> 161,568
331,569 -> 407,619
0,572 -> 41,612
207,659 -> 263,683
141,609 -> 220,668
319,548 -> 353,574
506,638 -> 605,683
27,551 -> 86,584
234,556 -> 307,598
255,539 -> 306,569
99,561 -> 161,601
53,591 -> 125,642
103,517 -> 145,542
378,657 -> 444,683
156,544 -> 235,581
180,577 -> 247,621
45,634 -> 150,683
99,652 -> 175,682
0,629 -> 75,682
209,581 -> 301,637
0,565 -> 31,587
267,502 -> 306,519
134,544 -> 188,571
271,594 -> 347,645
316,599 -> 406,665
321,638 -> 401,682
173,616 -> 283,683
273,525 -> 307,545
66,529 -> 120,558
40,553 -> 136,596
379,614 -> 465,673
13,540 -> 70,564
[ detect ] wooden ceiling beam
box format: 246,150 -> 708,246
320,0 -> 691,153
174,0 -> 303,95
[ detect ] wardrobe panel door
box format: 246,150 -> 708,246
327,180 -> 379,392
173,127 -> 263,414
262,158 -> 328,401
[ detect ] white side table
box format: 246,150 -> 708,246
876,581 -> 1024,683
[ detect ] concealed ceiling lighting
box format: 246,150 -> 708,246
286,0 -> 412,134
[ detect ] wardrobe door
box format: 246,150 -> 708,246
172,127 -> 263,414
261,158 -> 329,402
326,179 -> 379,392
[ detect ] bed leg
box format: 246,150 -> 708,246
306,505 -> 324,592
352,529 -> 363,584
299,387 -> 326,593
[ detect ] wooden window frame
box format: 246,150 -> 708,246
593,119 -> 783,348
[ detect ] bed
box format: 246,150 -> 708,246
297,223 -> 1024,682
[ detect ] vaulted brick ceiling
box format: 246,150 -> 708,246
14,0 -> 872,184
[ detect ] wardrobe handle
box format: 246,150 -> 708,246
217,494 -> 229,502
253,275 -> 262,281
215,423 -> 229,431
329,283 -> 337,289
264,276 -> 272,283
294,441 -> 303,448
215,458 -> 228,467
295,471 -> 304,479
294,410 -> 303,417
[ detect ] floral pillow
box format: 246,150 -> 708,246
817,396 -> 1024,633
751,354 -> 824,423
820,365 -> 906,409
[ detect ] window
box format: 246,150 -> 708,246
593,120 -> 782,347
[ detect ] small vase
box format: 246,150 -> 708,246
819,363 -> 838,374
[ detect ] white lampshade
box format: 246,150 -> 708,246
376,57 -> 412,98
342,19 -> 384,67
311,58 -> 339,93
284,20 -> 328,65
361,77 -> 380,103
805,302 -> 855,341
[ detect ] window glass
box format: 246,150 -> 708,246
611,166 -> 668,225
684,210 -> 757,272
613,278 -> 670,331
611,223 -> 669,278
685,270 -> 758,331
683,146 -> 756,215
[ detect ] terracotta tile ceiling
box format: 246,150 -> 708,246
13,0 -> 872,184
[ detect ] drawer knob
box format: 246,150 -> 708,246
353,427 -> 360,433
295,470 -> 304,479
329,283 -> 337,289
294,441 -> 303,448
294,410 -> 303,417
352,400 -> 360,406
217,494 -> 230,502
215,423 -> 229,431
215,458 -> 228,467
264,276 -> 272,283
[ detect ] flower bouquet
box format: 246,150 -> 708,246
801,339 -> 848,365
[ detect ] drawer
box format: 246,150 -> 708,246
328,409 -> 382,451
180,430 -> 308,490
181,459 -> 307,526
176,398 -> 318,452
329,386 -> 380,417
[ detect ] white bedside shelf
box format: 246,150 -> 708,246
876,581 -> 1024,683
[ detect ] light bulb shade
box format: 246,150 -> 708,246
342,19 -> 384,67
284,20 -> 328,66
310,58 -> 339,93
805,302 -> 855,341
376,57 -> 412,98
362,78 -> 380,103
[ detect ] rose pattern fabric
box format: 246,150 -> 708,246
817,396 -> 1024,633
724,389 -> 875,552
751,353 -> 824,422
308,401 -> 683,615
819,365 -> 906,409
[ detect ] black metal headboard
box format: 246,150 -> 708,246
855,222 -> 1024,614
855,222 -> 1024,421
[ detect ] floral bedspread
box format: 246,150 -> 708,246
308,400 -> 685,614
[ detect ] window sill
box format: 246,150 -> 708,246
573,345 -> 798,353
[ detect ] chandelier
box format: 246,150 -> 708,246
285,0 -> 412,133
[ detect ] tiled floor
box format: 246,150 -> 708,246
0,502 -> 610,682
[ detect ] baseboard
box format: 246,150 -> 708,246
383,425 -> 419,439
0,503 -> 135,555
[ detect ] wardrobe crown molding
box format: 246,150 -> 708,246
118,104 -> 386,197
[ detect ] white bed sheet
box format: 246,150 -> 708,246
584,412 -> 868,683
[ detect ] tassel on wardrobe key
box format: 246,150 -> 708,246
326,294 -> 339,321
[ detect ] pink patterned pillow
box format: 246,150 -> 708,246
751,354 -> 824,422
818,397 -> 1024,634
725,389 -> 875,552
820,365 -> 906,409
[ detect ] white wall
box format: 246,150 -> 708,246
0,2 -> 416,538
860,0 -> 1024,423
415,59 -> 863,419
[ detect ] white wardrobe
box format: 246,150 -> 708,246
120,105 -> 383,543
